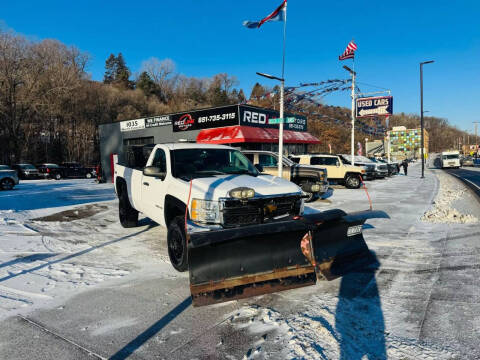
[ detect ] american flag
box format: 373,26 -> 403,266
339,41 -> 357,61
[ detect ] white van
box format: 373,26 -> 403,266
441,151 -> 460,169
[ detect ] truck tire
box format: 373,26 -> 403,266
55,173 -> 62,180
167,216 -> 188,272
1,178 -> 14,190
345,174 -> 361,189
86,172 -> 93,179
119,185 -> 138,228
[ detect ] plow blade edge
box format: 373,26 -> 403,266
188,209 -> 388,306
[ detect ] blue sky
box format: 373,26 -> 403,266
2,0 -> 479,133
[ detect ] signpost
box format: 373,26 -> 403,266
356,96 -> 393,118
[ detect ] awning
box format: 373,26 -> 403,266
196,126 -> 320,144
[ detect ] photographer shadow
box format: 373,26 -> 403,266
335,250 -> 386,360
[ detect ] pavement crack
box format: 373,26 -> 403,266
17,315 -> 107,360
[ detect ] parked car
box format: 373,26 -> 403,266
369,157 -> 399,176
37,163 -> 65,180
60,162 -> 95,178
460,156 -> 474,167
11,163 -> 40,179
242,150 -> 329,202
339,155 -> 389,179
289,153 -> 364,189
0,165 -> 19,190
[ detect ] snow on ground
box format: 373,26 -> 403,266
422,170 -> 478,223
0,165 -> 479,359
0,179 -> 175,321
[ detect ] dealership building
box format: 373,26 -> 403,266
98,104 -> 320,181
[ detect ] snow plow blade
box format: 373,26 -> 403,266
188,209 -> 388,306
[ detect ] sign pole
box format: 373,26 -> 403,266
278,2 -> 287,178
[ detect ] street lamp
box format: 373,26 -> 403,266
343,65 -> 357,166
420,60 -> 434,178
365,138 -> 369,157
256,72 -> 285,177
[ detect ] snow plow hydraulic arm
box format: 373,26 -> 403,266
188,209 -> 389,306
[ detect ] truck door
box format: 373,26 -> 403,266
141,147 -> 169,225
258,154 -> 290,180
311,156 -> 341,180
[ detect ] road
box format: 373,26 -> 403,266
445,167 -> 480,199
1,166 -> 479,359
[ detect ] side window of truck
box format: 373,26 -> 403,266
151,149 -> 167,173
310,157 -> 325,165
259,154 -> 277,167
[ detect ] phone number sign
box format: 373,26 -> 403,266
356,96 -> 393,118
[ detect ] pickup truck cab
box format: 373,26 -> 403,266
114,143 -> 304,271
289,154 -> 364,188
242,150 -> 329,202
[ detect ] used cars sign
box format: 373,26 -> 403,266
356,96 -> 393,118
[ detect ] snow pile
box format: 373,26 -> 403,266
227,302 -> 456,360
422,171 -> 478,224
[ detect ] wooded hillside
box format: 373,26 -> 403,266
0,29 -> 471,164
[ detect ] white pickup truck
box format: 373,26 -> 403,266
114,143 -> 305,272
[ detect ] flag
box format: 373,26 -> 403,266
243,0 -> 287,29
339,40 -> 357,60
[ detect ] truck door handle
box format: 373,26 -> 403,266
143,182 -> 149,186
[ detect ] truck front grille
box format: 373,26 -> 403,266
221,196 -> 301,227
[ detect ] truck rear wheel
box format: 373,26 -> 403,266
167,216 -> 188,272
345,174 -> 361,189
119,185 -> 138,228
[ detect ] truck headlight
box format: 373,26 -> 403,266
191,199 -> 221,224
311,184 -> 321,192
229,187 -> 255,199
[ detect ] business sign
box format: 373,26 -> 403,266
120,115 -> 171,132
356,96 -> 393,118
172,105 -> 239,132
120,118 -> 145,132
239,106 -> 307,132
145,115 -> 171,128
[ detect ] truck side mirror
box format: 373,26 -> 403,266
254,164 -> 264,172
336,161 -> 340,167
143,166 -> 166,180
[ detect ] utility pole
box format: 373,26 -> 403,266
343,65 -> 356,165
420,60 -> 434,178
474,121 -> 479,156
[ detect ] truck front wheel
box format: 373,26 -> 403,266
119,187 -> 138,228
167,216 -> 188,272
345,174 -> 361,189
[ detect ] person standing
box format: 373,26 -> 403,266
402,159 -> 409,175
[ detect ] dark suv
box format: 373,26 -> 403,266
37,163 -> 64,180
12,163 -> 40,179
60,162 -> 95,178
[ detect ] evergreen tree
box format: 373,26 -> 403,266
103,54 -> 116,84
136,71 -> 157,96
250,82 -> 265,100
115,53 -> 131,88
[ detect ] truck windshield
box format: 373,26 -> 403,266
172,148 -> 259,180
443,155 -> 459,159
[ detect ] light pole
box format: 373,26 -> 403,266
420,60 -> 434,178
365,138 -> 369,157
343,65 -> 356,165
256,72 -> 285,177
474,121 -> 479,155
